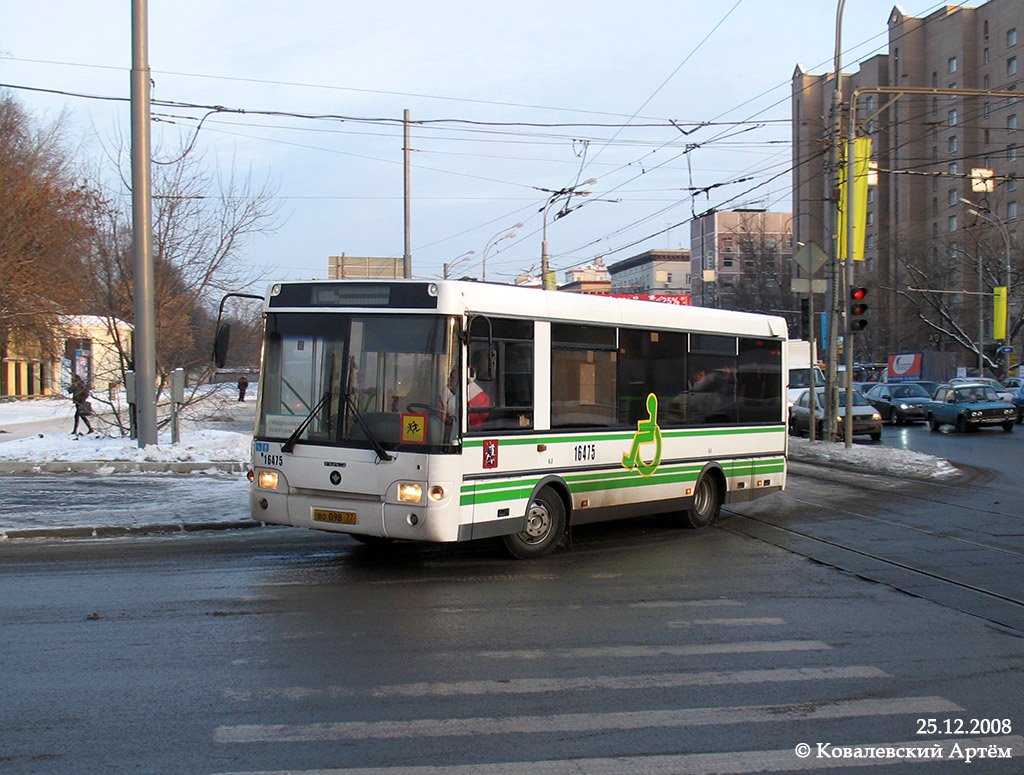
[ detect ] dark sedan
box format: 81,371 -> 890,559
863,382 -> 933,425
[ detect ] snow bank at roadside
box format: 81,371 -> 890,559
787,436 -> 958,480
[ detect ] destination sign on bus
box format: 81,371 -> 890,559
268,282 -> 439,309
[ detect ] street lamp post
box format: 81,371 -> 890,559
481,223 -> 523,282
962,197 -> 1012,377
443,250 -> 475,280
541,179 -> 597,290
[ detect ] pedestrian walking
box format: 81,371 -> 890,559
237,374 -> 249,402
69,374 -> 93,435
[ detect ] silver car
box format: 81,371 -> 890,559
789,388 -> 883,441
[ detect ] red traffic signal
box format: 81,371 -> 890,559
849,287 -> 868,331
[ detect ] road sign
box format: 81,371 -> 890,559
793,241 -> 828,274
790,278 -> 828,294
997,345 -> 1015,354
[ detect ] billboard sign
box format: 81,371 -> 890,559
888,351 -> 923,382
605,294 -> 691,305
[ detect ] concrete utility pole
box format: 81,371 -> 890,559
825,0 -> 847,443
131,0 -> 158,447
404,109 -> 412,279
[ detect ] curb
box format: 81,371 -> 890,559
0,460 -> 247,475
0,519 -> 265,541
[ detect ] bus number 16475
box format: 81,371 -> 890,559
573,443 -> 597,462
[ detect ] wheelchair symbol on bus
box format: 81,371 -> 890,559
621,393 -> 662,477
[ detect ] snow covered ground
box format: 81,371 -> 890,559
787,436 -> 958,480
0,386 -> 252,472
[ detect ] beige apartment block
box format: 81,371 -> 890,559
689,210 -> 793,316
792,0 -> 1022,365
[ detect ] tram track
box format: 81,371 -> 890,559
721,509 -> 1024,610
763,491 -> 1024,560
788,460 -> 1024,522
719,466 -> 1024,634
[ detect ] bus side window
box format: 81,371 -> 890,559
551,324 -> 617,428
687,334 -> 739,425
467,318 -> 534,432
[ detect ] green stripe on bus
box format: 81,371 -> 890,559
460,457 -> 785,506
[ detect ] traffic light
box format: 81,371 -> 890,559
849,287 -> 869,332
799,297 -> 811,337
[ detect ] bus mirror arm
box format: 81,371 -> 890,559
213,292 -> 264,368
466,314 -> 497,382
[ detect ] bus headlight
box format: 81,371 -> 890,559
398,483 -> 424,503
257,470 -> 280,490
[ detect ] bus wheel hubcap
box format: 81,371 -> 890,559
524,501 -> 551,542
694,479 -> 711,515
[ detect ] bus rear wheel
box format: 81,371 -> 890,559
669,472 -> 722,529
502,487 -> 565,559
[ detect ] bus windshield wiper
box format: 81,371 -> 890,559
344,393 -> 393,462
281,391 -> 332,454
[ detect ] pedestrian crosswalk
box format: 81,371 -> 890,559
209,597 -> 1020,774
215,696 -> 960,743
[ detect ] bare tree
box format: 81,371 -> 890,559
717,212 -> 794,325
81,136 -> 279,431
0,93 -> 97,370
884,230 -> 1021,374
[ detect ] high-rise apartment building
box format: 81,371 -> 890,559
792,0 -> 1021,365
689,210 -> 793,315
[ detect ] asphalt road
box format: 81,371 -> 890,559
1,458 -> 1022,774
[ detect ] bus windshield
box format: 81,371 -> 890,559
256,313 -> 461,453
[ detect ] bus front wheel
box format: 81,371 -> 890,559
502,488 -> 566,559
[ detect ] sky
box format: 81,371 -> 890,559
0,1 -> 981,287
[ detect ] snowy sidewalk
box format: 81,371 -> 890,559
0,392 -> 254,475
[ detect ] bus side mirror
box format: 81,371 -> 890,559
213,323 -> 231,368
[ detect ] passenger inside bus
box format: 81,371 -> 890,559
466,369 -> 491,429
439,367 -> 491,430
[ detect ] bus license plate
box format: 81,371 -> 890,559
313,508 -> 357,525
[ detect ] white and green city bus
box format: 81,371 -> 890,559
244,280 -> 788,558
